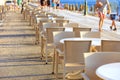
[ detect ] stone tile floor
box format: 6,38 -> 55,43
0,11 -> 63,80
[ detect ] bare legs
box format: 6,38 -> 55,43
99,18 -> 104,31
119,15 -> 120,21
98,12 -> 104,31
110,20 -> 117,31
112,20 -> 116,28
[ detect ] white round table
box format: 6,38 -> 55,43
96,62 -> 120,80
60,37 -> 101,46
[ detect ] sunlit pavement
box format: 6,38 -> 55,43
48,8 -> 120,32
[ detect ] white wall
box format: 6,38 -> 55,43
0,0 -> 5,5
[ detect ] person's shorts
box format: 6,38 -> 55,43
98,11 -> 105,19
110,14 -> 116,20
56,4 -> 59,7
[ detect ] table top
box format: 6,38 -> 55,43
60,37 -> 101,46
96,62 -> 120,80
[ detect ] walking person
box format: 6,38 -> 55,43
51,0 -> 55,8
109,2 -> 118,31
47,0 -> 50,7
56,0 -> 60,9
110,14 -> 117,31
13,0 -> 19,11
21,0 -> 26,14
52,0 -> 57,9
46,0 -> 50,10
40,0 -> 47,8
95,0 -> 111,31
40,0 -> 45,6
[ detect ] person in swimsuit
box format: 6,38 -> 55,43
96,0 -> 111,31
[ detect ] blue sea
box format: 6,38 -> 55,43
59,0 -> 119,12
60,0 -> 96,8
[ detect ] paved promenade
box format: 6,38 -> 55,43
48,8 -> 120,32
0,11 -> 57,80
